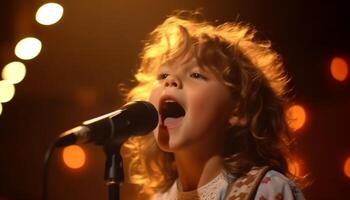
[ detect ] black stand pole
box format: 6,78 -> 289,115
104,144 -> 124,200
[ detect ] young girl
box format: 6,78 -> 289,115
124,11 -> 305,200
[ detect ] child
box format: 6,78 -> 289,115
124,11 -> 305,200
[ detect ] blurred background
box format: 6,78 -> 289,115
0,0 -> 349,199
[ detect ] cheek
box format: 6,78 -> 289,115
189,85 -> 233,125
148,84 -> 162,107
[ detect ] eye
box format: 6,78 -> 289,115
157,73 -> 169,80
190,72 -> 207,80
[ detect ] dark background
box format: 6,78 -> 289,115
1,0 -> 349,199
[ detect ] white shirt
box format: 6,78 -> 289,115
151,170 -> 304,200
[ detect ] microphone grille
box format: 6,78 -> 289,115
118,100 -> 158,136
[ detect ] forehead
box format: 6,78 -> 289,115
160,56 -> 198,70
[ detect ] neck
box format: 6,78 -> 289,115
174,148 -> 225,192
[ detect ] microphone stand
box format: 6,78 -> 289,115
104,143 -> 124,200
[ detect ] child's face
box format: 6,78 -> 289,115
149,57 -> 235,153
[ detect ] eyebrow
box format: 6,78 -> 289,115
159,65 -> 204,76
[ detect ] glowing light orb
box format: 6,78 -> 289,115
330,57 -> 348,81
0,103 -> 2,116
15,37 -> 42,60
344,156 -> 350,178
36,3 -> 64,25
62,145 -> 86,169
0,80 -> 15,103
2,61 -> 26,84
288,160 -> 302,177
287,105 -> 306,131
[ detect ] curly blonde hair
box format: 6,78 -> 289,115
123,11 -> 294,194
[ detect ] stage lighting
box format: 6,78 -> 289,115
344,156 -> 350,178
2,61 -> 26,84
62,145 -> 86,169
15,37 -> 42,60
330,57 -> 348,82
288,159 -> 302,177
0,80 -> 15,103
36,3 -> 64,25
287,104 -> 306,131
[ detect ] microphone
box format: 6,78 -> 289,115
54,101 -> 158,147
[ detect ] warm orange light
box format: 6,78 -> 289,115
62,145 -> 86,169
344,156 -> 350,178
288,159 -> 302,177
330,57 -> 348,81
287,105 -> 306,131
74,87 -> 98,108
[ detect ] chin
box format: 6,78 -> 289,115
154,130 -> 170,152
154,132 -> 184,153
156,138 -> 177,153
157,144 -> 173,153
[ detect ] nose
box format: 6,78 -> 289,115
164,75 -> 181,88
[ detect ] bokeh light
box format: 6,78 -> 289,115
15,37 -> 42,60
288,159 -> 302,177
74,87 -> 98,108
287,104 -> 307,131
344,156 -> 350,178
330,57 -> 348,81
62,145 -> 86,169
0,80 -> 15,103
36,3 -> 64,25
2,61 -> 26,84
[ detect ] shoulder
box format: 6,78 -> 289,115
254,170 -> 305,200
150,181 -> 177,200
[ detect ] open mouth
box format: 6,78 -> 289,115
160,99 -> 186,127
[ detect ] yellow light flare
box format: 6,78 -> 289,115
344,156 -> 350,178
2,61 -> 26,84
0,103 -> 2,116
62,145 -> 86,169
287,104 -> 306,131
330,57 -> 348,81
15,37 -> 42,60
0,80 -> 15,103
288,159 -> 302,177
36,3 -> 64,25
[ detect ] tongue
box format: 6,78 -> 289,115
163,117 -> 184,129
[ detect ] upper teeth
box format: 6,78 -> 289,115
165,99 -> 175,103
